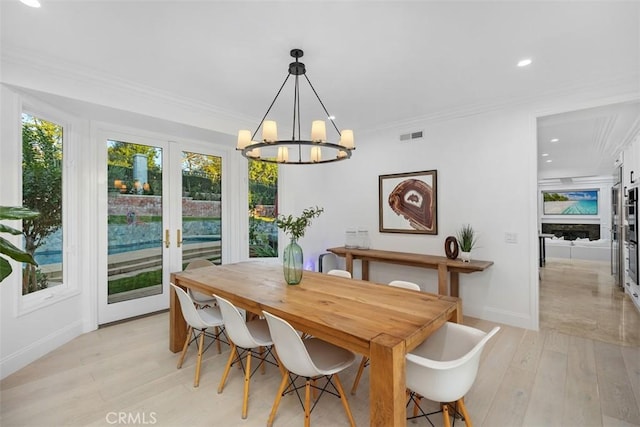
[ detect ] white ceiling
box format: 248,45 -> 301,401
1,0 -> 639,178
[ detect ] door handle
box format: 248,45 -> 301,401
177,230 -> 183,248
164,229 -> 170,248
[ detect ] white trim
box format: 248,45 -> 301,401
0,319 -> 84,379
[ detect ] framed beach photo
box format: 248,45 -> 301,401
379,170 -> 437,234
542,190 -> 598,215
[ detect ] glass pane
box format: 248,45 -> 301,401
248,160 -> 278,258
181,151 -> 222,267
107,140 -> 163,303
21,113 -> 63,295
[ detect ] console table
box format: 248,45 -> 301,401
327,246 -> 493,297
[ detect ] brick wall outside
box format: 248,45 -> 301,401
108,194 -> 222,217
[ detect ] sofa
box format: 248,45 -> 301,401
545,237 -> 611,261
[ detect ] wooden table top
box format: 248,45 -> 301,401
327,246 -> 493,272
171,261 -> 459,356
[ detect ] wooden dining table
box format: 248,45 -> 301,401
169,261 -> 461,426
169,261 -> 462,426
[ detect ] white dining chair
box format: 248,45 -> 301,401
170,283 -> 226,387
326,269 -> 352,278
262,310 -> 356,427
215,294 -> 280,419
184,259 -> 218,308
350,279 -> 422,394
406,322 -> 500,426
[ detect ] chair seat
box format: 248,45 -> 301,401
197,306 -> 224,326
245,319 -> 273,346
304,338 -> 356,374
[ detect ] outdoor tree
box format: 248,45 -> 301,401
21,114 -> 63,293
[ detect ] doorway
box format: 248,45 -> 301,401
97,130 -> 225,324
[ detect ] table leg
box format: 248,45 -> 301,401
346,253 -> 354,276
437,263 -> 449,296
362,260 -> 370,281
450,272 -> 460,298
169,283 -> 187,353
369,333 -> 406,426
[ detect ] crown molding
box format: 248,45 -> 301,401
0,48 -> 256,134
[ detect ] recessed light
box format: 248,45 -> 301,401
20,0 -> 41,7
541,153 -> 549,157
550,138 -> 559,143
546,159 -> 553,163
517,58 -> 532,67
328,115 -> 335,120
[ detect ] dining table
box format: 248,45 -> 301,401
169,261 -> 462,426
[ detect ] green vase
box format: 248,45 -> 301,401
283,239 -> 303,285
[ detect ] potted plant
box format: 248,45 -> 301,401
0,206 -> 39,283
276,206 -> 324,284
456,224 -> 477,262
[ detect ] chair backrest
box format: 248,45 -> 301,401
327,269 -> 352,278
185,259 -> 216,302
405,322 -> 500,403
262,310 -> 320,378
170,283 -> 210,329
214,294 -> 258,349
388,280 -> 421,291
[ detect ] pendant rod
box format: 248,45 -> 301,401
251,73 -> 291,141
303,74 -> 341,136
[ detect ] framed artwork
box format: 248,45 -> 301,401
379,170 -> 437,234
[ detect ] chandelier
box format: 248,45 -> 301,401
236,49 -> 355,164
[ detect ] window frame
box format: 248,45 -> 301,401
17,100 -> 80,314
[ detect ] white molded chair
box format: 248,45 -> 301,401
262,310 -> 356,427
388,279 -> 421,291
326,269 -> 352,278
350,279 -> 421,394
406,322 -> 500,426
170,283 -> 226,387
185,259 -> 217,308
215,294 -> 280,419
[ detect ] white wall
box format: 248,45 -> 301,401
282,108 -> 539,328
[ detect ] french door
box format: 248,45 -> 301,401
97,130 -> 225,324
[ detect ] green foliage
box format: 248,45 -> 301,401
22,114 -> 63,257
543,192 -> 569,202
456,224 -> 477,252
108,269 -> 162,295
276,206 -> 324,241
0,206 -> 39,283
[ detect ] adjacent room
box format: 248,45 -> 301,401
1,1 -> 639,426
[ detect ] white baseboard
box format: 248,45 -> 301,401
465,305 -> 536,330
0,320 -> 84,380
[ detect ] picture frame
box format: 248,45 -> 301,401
379,170 -> 437,234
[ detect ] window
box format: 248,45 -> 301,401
21,113 -> 64,295
248,160 -> 278,258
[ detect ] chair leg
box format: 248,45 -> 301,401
457,398 -> 472,427
194,331 -> 205,387
442,402 -> 451,427
217,342 -> 236,393
413,394 -> 421,418
304,379 -> 311,427
350,356 -> 368,394
177,326 -> 192,369
242,352 -> 252,419
333,374 -> 356,427
267,370 -> 290,427
215,326 -> 222,354
260,346 -> 266,374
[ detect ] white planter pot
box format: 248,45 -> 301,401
460,251 -> 471,262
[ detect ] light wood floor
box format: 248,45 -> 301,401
1,258 -> 639,426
